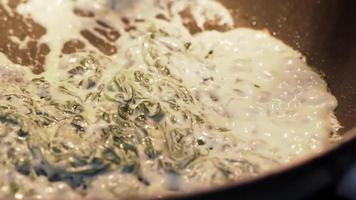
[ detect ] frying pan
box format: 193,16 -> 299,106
165,0 -> 356,199
1,0 -> 355,199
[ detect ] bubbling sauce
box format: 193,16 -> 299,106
0,0 -> 341,199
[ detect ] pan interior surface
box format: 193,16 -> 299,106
0,0 -> 355,200
218,0 -> 356,133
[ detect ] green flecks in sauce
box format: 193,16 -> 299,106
0,0 -> 341,199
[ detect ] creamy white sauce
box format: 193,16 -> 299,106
0,0 -> 341,199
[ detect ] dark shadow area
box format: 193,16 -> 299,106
324,1 -> 356,133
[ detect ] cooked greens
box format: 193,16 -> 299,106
0,49 -> 255,194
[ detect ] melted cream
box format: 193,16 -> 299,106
0,0 -> 341,199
